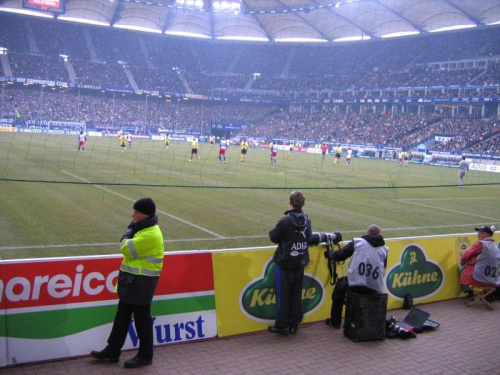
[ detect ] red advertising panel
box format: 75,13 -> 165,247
1,252 -> 214,310
23,0 -> 65,14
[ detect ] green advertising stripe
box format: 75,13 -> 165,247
1,295 -> 215,339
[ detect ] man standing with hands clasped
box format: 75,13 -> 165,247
91,198 -> 164,369
268,191 -> 312,335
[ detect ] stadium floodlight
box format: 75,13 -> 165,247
176,0 -> 204,8
216,35 -> 269,42
381,31 -> 420,39
334,35 -> 371,42
0,7 -> 54,18
58,16 -> 110,27
59,54 -> 69,62
430,24 -> 476,33
0,47 -> 7,55
165,30 -> 211,39
113,24 -> 162,33
212,0 -> 240,11
275,37 -> 328,43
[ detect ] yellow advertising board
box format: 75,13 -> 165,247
212,245 -> 343,337
213,234 -> 499,337
384,234 -> 470,309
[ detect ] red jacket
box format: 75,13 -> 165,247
460,237 -> 497,287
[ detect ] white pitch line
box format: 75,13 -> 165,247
61,170 -> 225,239
0,235 -> 267,251
400,200 -> 500,222
0,223 -> 486,251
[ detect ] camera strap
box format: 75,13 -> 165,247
326,242 -> 342,285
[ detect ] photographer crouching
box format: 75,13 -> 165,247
323,224 -> 388,329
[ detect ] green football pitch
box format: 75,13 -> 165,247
1,132 -> 499,260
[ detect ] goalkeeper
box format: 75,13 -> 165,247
323,224 -> 388,328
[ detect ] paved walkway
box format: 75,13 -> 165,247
3,298 -> 499,375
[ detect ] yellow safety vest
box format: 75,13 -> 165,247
119,225 -> 164,277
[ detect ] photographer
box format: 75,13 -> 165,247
268,191 -> 312,335
324,224 -> 388,328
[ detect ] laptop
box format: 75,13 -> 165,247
399,307 -> 430,333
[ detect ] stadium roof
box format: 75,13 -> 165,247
1,0 -> 500,43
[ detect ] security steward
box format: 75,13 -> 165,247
268,191 -> 312,335
324,224 -> 388,328
91,198 -> 164,368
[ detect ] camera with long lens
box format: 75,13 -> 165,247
309,231 -> 343,246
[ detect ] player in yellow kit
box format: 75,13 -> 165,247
240,139 -> 249,162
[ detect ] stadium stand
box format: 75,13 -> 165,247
1,12 -> 499,154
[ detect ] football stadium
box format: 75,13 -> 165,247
0,0 -> 500,372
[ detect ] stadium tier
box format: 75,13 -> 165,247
0,12 -> 499,154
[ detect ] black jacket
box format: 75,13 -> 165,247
269,208 -> 312,269
327,233 -> 387,268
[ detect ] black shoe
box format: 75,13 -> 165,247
90,349 -> 120,363
289,325 -> 298,334
124,355 -> 153,369
325,318 -> 341,329
268,325 -> 289,335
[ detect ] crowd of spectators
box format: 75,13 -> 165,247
130,66 -> 185,93
407,67 -> 485,87
186,72 -> 251,93
1,13 -> 500,155
2,84 -> 499,154
475,63 -> 500,86
1,86 -> 273,132
0,14 -> 29,54
91,28 -> 147,68
432,116 -> 499,152
31,18 -> 90,61
1,12 -> 499,94
72,61 -> 132,89
238,110 -> 440,147
9,53 -> 69,82
468,133 -> 500,155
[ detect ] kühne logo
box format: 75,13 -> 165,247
239,259 -> 323,322
386,244 -> 443,299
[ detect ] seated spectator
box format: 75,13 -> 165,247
460,226 -> 500,299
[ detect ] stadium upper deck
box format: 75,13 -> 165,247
1,12 -> 500,95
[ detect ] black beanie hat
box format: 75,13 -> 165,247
133,198 -> 156,217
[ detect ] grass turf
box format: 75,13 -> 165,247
0,132 -> 499,260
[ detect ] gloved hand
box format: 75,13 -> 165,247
332,232 -> 342,244
324,249 -> 334,259
120,221 -> 136,242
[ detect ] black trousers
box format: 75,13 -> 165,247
330,276 -> 375,326
275,265 -> 304,328
106,300 -> 154,359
